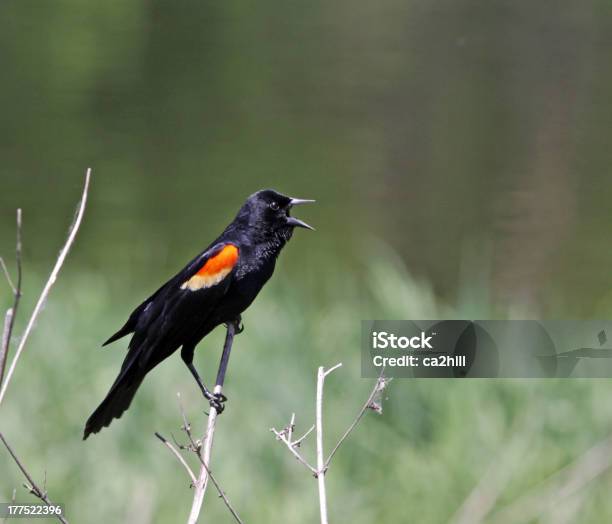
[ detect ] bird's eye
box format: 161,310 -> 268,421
269,201 -> 279,211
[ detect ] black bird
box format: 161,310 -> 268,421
84,189 -> 314,439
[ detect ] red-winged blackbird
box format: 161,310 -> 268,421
83,189 -> 314,439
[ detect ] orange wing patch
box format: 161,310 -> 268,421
181,245 -> 239,291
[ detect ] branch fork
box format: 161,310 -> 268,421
271,413 -> 317,475
271,363 -> 390,524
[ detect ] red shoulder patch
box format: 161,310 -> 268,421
181,244 -> 239,291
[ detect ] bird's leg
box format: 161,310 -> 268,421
181,346 -> 227,413
227,315 -> 244,334
188,362 -> 228,404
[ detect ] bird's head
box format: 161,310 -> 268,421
237,189 -> 315,242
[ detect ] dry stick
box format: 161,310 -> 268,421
0,257 -> 17,295
0,209 -> 22,388
271,364 -> 388,524
315,363 -> 342,524
315,367 -> 330,524
154,432 -> 197,486
185,432 -> 243,521
0,169 -> 90,524
270,414 -> 317,474
0,169 -> 91,406
188,442 -> 244,524
187,320 -> 238,524
293,421 -> 316,448
0,433 -> 68,524
324,368 -> 388,469
0,310 -> 14,383
156,396 -> 244,524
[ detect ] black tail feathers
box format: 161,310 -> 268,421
83,370 -> 144,440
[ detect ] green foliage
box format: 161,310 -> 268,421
1,261 -> 611,523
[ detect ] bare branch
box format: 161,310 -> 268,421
187,390 -> 222,522
162,391 -> 244,524
187,320 -> 239,524
314,363 -> 345,523
315,366 -> 330,523
0,209 -> 22,388
175,394 -> 205,457
288,412 -> 295,443
0,169 -> 91,406
0,257 -> 16,295
324,368 -> 389,469
177,393 -> 193,439
293,424 -> 315,448
323,362 -> 342,378
0,433 -> 68,524
270,419 -> 318,475
0,309 -> 14,385
270,364 -> 389,524
187,441 -> 244,524
155,432 -> 197,486
0,170 -> 90,524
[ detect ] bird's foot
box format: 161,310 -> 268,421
208,392 -> 228,414
225,317 -> 244,334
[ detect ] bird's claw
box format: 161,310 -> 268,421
224,317 -> 243,334
209,392 -> 227,414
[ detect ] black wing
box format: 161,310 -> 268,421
84,242 -> 239,439
102,242 -> 238,346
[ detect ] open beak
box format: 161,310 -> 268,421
287,198 -> 316,231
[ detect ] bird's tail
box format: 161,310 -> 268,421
83,361 -> 145,440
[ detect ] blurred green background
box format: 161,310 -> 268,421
2,1 -> 612,522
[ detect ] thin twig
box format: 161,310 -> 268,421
187,440 -> 244,524
0,171 -> 90,524
0,257 -> 16,295
323,363 -> 342,378
161,393 -> 244,524
315,364 -> 342,524
155,432 -> 197,486
270,364 -> 389,524
177,394 -> 193,440
324,368 -> 389,469
0,309 -> 14,386
293,424 -> 315,448
288,412 -> 295,443
270,420 -> 318,475
315,367 -> 329,523
0,169 -> 91,406
187,320 -> 238,524
0,433 -> 68,524
0,209 -> 22,388
176,393 -> 204,456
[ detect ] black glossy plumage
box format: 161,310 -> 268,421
83,189 -> 313,439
